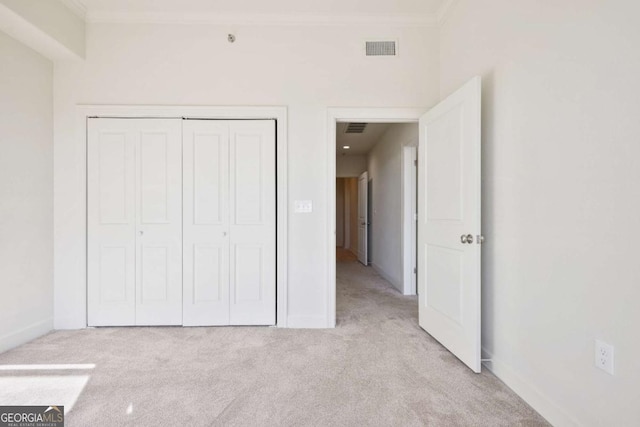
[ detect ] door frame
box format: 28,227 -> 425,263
326,107 -> 425,327
77,105 -> 288,327
402,144 -> 418,296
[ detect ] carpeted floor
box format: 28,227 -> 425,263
0,257 -> 548,426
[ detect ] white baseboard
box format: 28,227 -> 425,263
371,263 -> 403,293
0,318 -> 53,354
54,315 -> 86,330
286,315 -> 328,329
482,347 -> 580,427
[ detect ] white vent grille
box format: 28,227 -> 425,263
366,41 -> 397,56
345,123 -> 367,134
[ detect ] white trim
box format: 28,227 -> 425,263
0,318 -> 53,354
67,105 -> 288,328
85,11 -> 438,27
59,0 -> 87,19
482,348 -> 579,427
437,0 -> 459,26
327,107 -> 426,328
401,144 -> 418,296
286,315 -> 328,329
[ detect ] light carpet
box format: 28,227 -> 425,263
0,259 -> 548,426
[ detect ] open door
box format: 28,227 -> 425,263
418,76 -> 482,372
357,171 -> 368,265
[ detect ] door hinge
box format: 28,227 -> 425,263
414,159 -> 417,166
413,267 -> 417,274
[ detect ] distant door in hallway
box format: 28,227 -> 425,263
418,76 -> 482,372
357,171 -> 368,265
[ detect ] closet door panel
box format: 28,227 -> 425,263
229,120 -> 276,326
182,121 -> 230,326
135,121 -> 183,326
87,120 -> 136,326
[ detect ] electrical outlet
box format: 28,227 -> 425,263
595,340 -> 614,375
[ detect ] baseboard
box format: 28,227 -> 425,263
482,347 -> 580,427
286,315 -> 328,329
54,315 -> 86,330
371,263 -> 403,293
0,318 -> 53,354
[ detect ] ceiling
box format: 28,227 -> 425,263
75,0 -> 444,15
63,0 -> 452,24
336,123 -> 392,156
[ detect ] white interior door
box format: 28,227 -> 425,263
182,120 -> 230,326
135,120 -> 183,325
228,120 -> 276,325
88,119 -> 136,326
88,118 -> 182,326
182,120 -> 276,326
357,171 -> 368,265
418,76 -> 482,372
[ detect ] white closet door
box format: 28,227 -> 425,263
88,118 -> 182,326
229,121 -> 276,325
182,120 -> 230,326
134,119 -> 183,325
88,119 -> 136,326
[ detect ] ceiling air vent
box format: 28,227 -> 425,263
345,123 -> 367,134
365,40 -> 397,56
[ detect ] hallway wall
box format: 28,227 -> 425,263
366,123 -> 417,292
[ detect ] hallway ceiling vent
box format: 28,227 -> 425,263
345,123 -> 367,134
365,41 -> 397,56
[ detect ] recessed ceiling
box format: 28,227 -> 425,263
336,123 -> 393,156
75,0 -> 445,16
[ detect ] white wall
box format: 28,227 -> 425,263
440,1 -> 640,425
0,0 -> 85,59
54,22 -> 440,328
0,31 -> 53,352
336,154 -> 366,178
367,123 -> 417,292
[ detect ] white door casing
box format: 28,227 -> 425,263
88,118 -> 183,326
418,76 -> 482,372
357,171 -> 368,265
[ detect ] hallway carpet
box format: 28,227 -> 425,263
0,260 -> 548,426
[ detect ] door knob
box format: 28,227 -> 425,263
460,234 -> 473,244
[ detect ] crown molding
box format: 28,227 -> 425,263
85,11 -> 439,27
436,0 -> 459,26
59,0 -> 87,19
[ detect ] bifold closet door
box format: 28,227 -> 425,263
183,120 -> 276,326
182,120 -> 230,326
88,118 -> 183,326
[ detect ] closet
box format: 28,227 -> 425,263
87,118 -> 276,327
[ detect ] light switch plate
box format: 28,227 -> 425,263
294,200 -> 313,213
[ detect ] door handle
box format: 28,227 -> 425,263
460,234 -> 473,244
